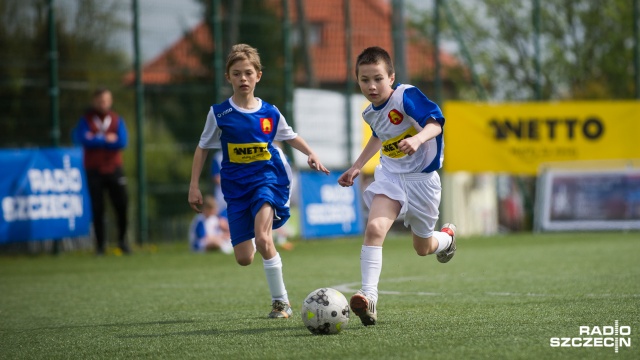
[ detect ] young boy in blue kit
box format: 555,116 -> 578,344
338,46 -> 457,326
188,44 -> 329,318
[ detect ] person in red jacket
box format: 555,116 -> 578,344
72,88 -> 130,255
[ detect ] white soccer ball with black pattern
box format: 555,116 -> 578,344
301,287 -> 350,335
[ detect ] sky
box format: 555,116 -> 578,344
137,0 -> 203,61
117,0 -> 203,62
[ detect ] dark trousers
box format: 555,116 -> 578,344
87,168 -> 128,253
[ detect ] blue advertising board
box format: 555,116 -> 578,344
0,147 -> 92,243
298,171 -> 363,239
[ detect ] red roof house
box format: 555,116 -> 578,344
127,0 -> 460,88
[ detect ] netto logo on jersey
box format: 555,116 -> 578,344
261,118 -> 274,134
388,109 -> 404,125
381,127 -> 418,158
228,142 -> 271,163
489,116 -> 604,141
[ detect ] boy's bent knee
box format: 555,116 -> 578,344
413,235 -> 436,257
234,241 -> 255,266
254,237 -> 274,255
414,247 -> 430,257
236,256 -> 253,266
365,219 -> 389,239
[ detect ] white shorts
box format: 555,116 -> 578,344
363,165 -> 441,238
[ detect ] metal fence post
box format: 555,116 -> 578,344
132,0 -> 147,245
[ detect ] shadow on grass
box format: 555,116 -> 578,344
27,319 -> 197,331
116,321 -> 304,339
117,329 -> 222,338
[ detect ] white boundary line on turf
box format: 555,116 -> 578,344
333,277 -> 442,296
332,277 -> 640,298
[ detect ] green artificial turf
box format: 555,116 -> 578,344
1,232 -> 638,359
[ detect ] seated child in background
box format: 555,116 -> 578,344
189,195 -> 233,254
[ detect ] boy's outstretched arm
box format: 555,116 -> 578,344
188,146 -> 210,213
338,135 -> 381,187
285,136 -> 330,174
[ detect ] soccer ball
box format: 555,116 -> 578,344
301,287 -> 350,335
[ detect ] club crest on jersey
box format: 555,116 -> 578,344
261,118 -> 274,134
388,109 -> 403,125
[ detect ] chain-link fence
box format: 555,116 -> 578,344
2,0 -> 458,245
3,0 -> 637,247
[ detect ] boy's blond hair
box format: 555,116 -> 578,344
225,44 -> 262,74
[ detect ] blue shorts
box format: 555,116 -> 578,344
226,183 -> 290,245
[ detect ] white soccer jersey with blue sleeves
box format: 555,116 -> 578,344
362,84 -> 445,174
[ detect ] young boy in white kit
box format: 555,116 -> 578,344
338,46 -> 457,326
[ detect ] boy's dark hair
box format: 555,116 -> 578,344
355,46 -> 395,77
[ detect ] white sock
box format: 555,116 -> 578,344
433,231 -> 452,254
361,245 -> 383,303
263,252 -> 289,303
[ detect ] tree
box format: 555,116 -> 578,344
145,0 -> 285,148
409,0 -> 637,101
0,0 -> 130,147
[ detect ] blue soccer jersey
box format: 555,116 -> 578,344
198,97 -> 297,243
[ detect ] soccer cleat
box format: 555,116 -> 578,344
268,300 -> 293,319
437,223 -> 457,263
350,290 -> 377,326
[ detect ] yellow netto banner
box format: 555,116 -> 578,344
443,101 -> 640,174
